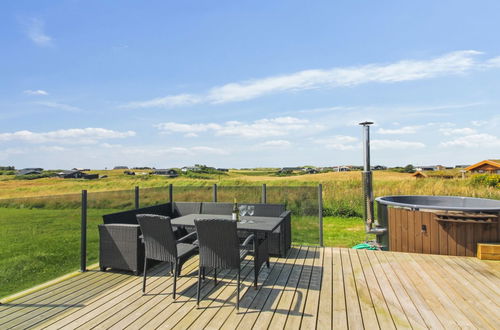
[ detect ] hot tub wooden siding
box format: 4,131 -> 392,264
388,208 -> 500,256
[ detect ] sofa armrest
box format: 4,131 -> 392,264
98,224 -> 144,274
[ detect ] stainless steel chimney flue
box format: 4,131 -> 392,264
359,122 -> 375,233
359,122 -> 387,237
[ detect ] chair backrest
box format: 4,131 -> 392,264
201,202 -> 233,215
173,202 -> 202,217
137,214 -> 177,262
194,219 -> 240,269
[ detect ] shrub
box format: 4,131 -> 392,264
469,174 -> 500,188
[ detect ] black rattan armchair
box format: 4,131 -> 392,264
194,218 -> 254,310
137,214 -> 198,299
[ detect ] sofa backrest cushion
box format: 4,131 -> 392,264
102,203 -> 172,224
247,203 -> 285,217
172,202 -> 202,217
201,202 -> 233,215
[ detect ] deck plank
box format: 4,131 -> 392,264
298,247 -> 323,329
356,250 -> 396,329
374,251 -> 436,329
331,247 -> 348,328
94,259 -> 200,329
314,247 -> 332,330
283,247 -> 318,330
386,252 -> 459,329
348,248 -> 380,329
39,261 -> 173,329
171,259 -> 255,329
0,246 -> 497,330
340,247 -> 364,329
219,247 -> 300,330
2,271 -> 129,329
412,253 -> 498,329
202,256 -> 278,330
251,246 -> 309,329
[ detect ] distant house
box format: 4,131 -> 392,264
416,166 -> 438,171
303,168 -> 319,174
412,171 -> 428,179
335,166 -> 351,172
57,170 -> 98,179
152,169 -> 178,177
371,165 -> 387,170
281,167 -> 303,172
181,166 -> 201,172
465,160 -> 500,174
58,170 -> 85,179
113,166 -> 129,170
17,168 -> 43,176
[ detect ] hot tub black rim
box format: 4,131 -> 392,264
375,195 -> 500,212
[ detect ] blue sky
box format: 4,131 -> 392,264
1,0 -> 499,169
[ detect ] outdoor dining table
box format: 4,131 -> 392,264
170,213 -> 284,288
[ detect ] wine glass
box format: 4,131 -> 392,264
247,205 -> 255,216
247,205 -> 255,223
238,205 -> 247,223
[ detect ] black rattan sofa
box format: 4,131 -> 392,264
98,202 -> 291,274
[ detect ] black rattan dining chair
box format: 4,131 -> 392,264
194,218 -> 255,310
137,214 -> 198,299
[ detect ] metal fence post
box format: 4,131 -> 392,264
318,184 -> 323,247
169,184 -> 173,213
213,184 -> 218,202
135,186 -> 140,209
262,184 -> 267,204
81,190 -> 87,272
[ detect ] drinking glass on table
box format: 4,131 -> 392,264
238,205 -> 248,223
247,205 -> 255,216
246,205 -> 255,223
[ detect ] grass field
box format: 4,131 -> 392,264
0,169 -> 498,298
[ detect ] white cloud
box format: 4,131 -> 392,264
440,133 -> 500,148
39,146 -> 66,152
36,101 -> 82,112
371,139 -> 425,149
155,116 -> 320,139
121,50 -> 496,108
155,122 -> 221,137
120,94 -> 201,109
0,128 -> 136,144
24,89 -> 48,96
439,127 -> 477,136
25,18 -> 52,46
313,135 -> 359,150
484,56 -> 500,68
118,145 -> 229,156
471,120 -> 488,127
377,125 -> 421,134
255,140 -> 292,149
191,146 -> 229,155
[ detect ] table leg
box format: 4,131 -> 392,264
253,232 -> 258,289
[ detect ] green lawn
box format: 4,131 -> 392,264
0,207 -> 120,298
0,208 -> 370,299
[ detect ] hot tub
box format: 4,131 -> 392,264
375,195 -> 500,256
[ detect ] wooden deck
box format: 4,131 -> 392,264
1,246 -> 499,329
